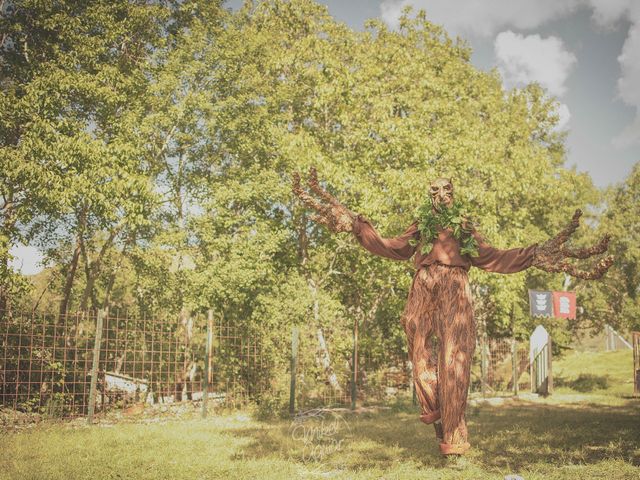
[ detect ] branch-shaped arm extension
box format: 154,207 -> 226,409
532,209 -> 613,280
292,167 -> 356,233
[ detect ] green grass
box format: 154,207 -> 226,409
1,350 -> 638,480
553,349 -> 635,397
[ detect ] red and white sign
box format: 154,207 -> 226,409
552,291 -> 576,319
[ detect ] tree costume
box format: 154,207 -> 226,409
293,169 -> 612,455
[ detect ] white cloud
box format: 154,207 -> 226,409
587,0 -> 632,27
380,0 -> 640,147
585,0 -> 640,147
494,31 -> 577,97
380,0 -> 581,37
612,3 -> 640,147
494,32 -> 575,131
556,103 -> 572,131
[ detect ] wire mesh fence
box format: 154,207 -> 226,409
294,326 -> 352,410
292,324 -> 532,412
470,337 -> 531,395
0,309 -> 272,419
1,308 -> 538,421
293,325 -> 411,410
1,310 -> 95,417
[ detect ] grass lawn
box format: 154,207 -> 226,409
1,350 -> 638,480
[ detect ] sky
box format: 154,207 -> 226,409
11,0 -> 640,275
375,0 -> 640,187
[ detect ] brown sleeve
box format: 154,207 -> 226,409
352,215 -> 419,261
469,230 -> 537,274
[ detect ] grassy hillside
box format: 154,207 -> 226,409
554,349 -> 635,397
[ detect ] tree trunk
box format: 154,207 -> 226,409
101,238 -> 131,310
80,225 -> 122,310
80,237 -> 92,311
175,308 -> 193,402
59,233 -> 82,317
0,194 -> 15,314
309,278 -> 343,393
295,212 -> 343,393
0,247 -> 8,314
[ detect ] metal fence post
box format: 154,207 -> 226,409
512,338 -> 518,396
633,332 -> 640,396
351,317 -> 358,410
289,326 -> 299,415
480,332 -> 488,397
87,309 -> 104,424
202,309 -> 213,419
410,361 -> 417,406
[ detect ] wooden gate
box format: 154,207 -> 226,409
530,325 -> 553,395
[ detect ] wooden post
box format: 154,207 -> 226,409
610,325 -> 616,351
512,338 -> 518,396
87,309 -> 104,424
547,336 -> 553,395
410,361 -> 417,406
480,332 -> 488,397
289,326 -> 299,415
530,347 -> 535,393
510,303 -> 518,396
632,332 -> 640,396
202,309 -> 213,419
351,317 -> 358,410
633,332 -> 640,396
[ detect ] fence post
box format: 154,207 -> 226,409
512,338 -> 518,396
530,347 -> 535,393
410,362 -> 417,406
289,326 -> 299,415
547,336 -> 553,395
633,332 -> 640,396
351,317 -> 359,410
87,309 -> 104,424
202,309 -> 213,419
480,332 -> 488,397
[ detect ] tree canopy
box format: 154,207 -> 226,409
2,0 -> 635,367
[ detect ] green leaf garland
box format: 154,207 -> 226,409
414,200 -> 479,257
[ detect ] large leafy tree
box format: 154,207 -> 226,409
185,1 -> 600,385
4,0 -> 613,407
1,0 -> 175,314
576,163 -> 640,333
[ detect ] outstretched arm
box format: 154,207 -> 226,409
352,215 -> 419,261
292,167 -> 418,260
471,210 -> 613,279
469,231 -> 538,274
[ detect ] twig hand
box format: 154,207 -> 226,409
532,209 -> 613,280
292,167 -> 355,233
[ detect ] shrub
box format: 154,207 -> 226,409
569,374 -> 609,392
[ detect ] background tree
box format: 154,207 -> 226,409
3,0 -> 633,413
576,163 -> 640,333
